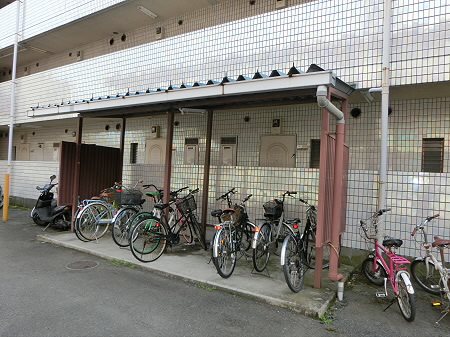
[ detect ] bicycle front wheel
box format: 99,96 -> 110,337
410,258 -> 441,295
252,223 -> 271,272
112,207 -> 139,247
189,214 -> 207,250
76,202 -> 112,241
212,227 -> 236,279
396,273 -> 416,322
282,234 -> 305,293
129,216 -> 168,263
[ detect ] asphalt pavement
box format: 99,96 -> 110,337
0,207 -> 449,337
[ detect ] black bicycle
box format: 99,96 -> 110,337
252,191 -> 297,273
280,198 -> 322,292
129,188 -> 205,263
211,188 -> 255,278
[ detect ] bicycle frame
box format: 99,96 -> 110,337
252,192 -> 295,250
369,240 -> 414,296
412,219 -> 450,303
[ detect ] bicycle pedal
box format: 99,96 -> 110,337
375,291 -> 387,298
430,284 -> 440,289
432,301 -> 442,307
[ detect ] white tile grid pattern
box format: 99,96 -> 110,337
1,0 -> 449,124
0,0 -> 125,50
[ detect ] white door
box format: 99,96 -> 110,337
17,143 -> 30,161
145,138 -> 166,164
260,135 -> 296,168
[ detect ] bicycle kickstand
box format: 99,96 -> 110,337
435,309 -> 449,325
383,297 -> 397,312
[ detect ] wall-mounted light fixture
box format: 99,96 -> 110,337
137,6 -> 158,19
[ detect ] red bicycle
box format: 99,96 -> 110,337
360,208 -> 416,322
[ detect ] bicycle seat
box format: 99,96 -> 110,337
382,237 -> 403,248
432,236 -> 450,248
211,209 -> 223,217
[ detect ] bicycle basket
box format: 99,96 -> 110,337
360,219 -> 378,240
119,189 -> 143,205
176,194 -> 197,214
263,199 -> 283,220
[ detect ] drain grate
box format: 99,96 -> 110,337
66,260 -> 99,270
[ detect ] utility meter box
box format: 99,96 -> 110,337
220,137 -> 237,166
184,138 -> 199,165
150,125 -> 160,139
275,0 -> 287,9
156,26 -> 164,40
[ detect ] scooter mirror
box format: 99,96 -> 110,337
50,175 -> 56,182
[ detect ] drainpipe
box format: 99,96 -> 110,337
3,0 -> 21,222
317,85 -> 344,281
378,0 -> 392,242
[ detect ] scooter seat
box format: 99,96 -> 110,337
54,205 -> 68,213
382,237 -> 403,248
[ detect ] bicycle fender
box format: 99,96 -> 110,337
251,231 -> 259,249
397,271 -> 415,294
212,228 -> 222,258
280,235 -> 290,266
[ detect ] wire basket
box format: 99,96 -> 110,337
263,199 -> 283,220
118,189 -> 143,205
360,219 -> 379,240
176,194 -> 197,214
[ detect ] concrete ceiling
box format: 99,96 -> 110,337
0,0 -> 13,10
0,0 -> 221,70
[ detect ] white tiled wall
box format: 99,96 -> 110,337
0,0 -> 126,50
1,0 -> 450,125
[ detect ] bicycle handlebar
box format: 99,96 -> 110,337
411,214 -> 440,237
143,184 -> 161,191
190,188 -> 200,194
376,208 -> 391,216
242,194 -> 252,203
216,187 -> 236,201
426,214 -> 440,221
284,191 -> 297,196
170,186 -> 189,196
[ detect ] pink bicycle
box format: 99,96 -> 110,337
360,208 -> 416,322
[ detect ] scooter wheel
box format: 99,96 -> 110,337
32,212 -> 49,226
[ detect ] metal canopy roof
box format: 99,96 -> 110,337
28,65 -> 355,119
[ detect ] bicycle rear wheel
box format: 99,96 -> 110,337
74,207 -> 90,242
282,234 -> 305,293
302,227 -> 329,269
112,207 -> 139,247
212,226 -> 236,278
252,223 -> 271,272
129,216 -> 167,263
396,273 -> 416,322
76,202 -> 112,241
361,257 -> 387,286
410,258 -> 441,295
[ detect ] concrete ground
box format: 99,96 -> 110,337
3,207 -> 450,337
38,223 -> 351,319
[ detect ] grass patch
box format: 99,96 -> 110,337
319,309 -> 335,325
195,282 -> 217,292
110,259 -> 136,268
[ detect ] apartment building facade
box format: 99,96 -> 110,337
0,0 -> 449,260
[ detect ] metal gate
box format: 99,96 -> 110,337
58,141 -> 121,205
